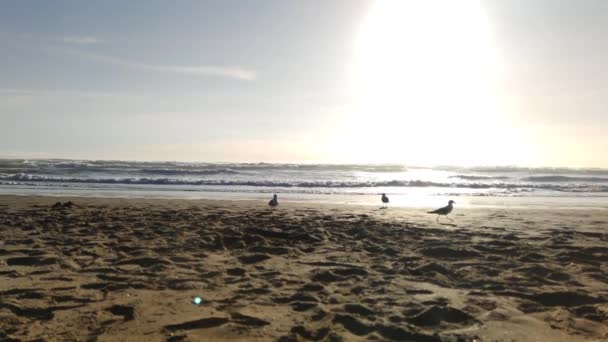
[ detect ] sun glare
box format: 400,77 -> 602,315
343,0 -> 530,166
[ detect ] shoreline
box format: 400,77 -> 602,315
1,191 -> 607,211
1,195 -> 607,341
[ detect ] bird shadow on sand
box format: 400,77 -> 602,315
439,222 -> 457,227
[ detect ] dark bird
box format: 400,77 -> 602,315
381,193 -> 389,208
428,200 -> 455,222
268,194 -> 279,209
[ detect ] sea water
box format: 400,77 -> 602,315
0,159 -> 607,209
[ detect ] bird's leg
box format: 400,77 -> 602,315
447,216 -> 453,222
436,216 -> 440,222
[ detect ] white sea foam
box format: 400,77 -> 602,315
0,159 -> 607,201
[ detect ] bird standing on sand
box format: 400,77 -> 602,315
381,193 -> 389,208
268,194 -> 279,209
428,200 -> 455,222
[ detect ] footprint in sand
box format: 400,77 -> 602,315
106,304 -> 135,321
238,253 -> 271,264
406,306 -> 477,327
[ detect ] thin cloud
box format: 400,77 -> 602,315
61,36 -> 102,44
64,49 -> 257,80
0,88 -> 148,108
0,88 -> 138,99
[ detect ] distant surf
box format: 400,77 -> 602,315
1,159 -> 608,202
2,173 -> 608,193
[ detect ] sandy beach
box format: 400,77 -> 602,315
0,195 -> 607,341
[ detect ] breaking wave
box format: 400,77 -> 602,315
2,173 -> 608,192
449,175 -> 511,181
523,176 -> 608,183
0,159 -> 408,174
139,168 -> 240,175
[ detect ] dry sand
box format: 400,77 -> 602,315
0,195 -> 607,341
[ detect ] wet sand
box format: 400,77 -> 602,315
0,195 -> 607,341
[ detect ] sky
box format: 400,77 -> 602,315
1,0 -> 607,168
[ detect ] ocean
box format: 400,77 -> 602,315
0,159 -> 607,209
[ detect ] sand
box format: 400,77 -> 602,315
0,195 -> 607,341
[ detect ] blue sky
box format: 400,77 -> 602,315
1,1 -> 366,160
1,1 -> 607,167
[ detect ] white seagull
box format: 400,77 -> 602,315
381,193 -> 389,208
268,194 -> 279,209
428,200 -> 455,222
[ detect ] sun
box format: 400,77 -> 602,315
340,0 -> 531,166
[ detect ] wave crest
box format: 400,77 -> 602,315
523,176 -> 608,183
2,173 -> 608,192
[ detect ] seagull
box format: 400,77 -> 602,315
268,194 -> 279,209
381,193 -> 389,208
428,200 -> 455,222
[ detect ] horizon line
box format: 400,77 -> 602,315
0,156 -> 606,171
